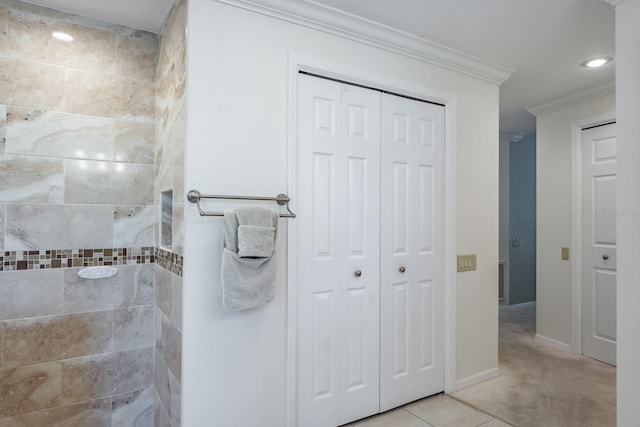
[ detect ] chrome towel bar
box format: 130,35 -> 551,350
187,190 -> 296,218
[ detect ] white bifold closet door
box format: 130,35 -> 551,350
296,74 -> 444,427
297,74 -> 382,427
379,93 -> 445,411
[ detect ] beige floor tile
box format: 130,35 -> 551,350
349,408 -> 433,427
404,394 -> 492,427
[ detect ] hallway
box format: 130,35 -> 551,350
452,303 -> 616,426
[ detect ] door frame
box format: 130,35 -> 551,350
570,112 -> 616,355
285,51 -> 458,426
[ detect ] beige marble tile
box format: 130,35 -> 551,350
5,107 -> 115,161
0,396 -> 111,427
63,264 -> 154,313
0,0 -> 68,23
114,347 -> 153,394
0,361 -> 62,418
0,57 -> 66,110
113,205 -> 156,247
154,389 -> 172,427
478,420 -> 512,427
64,68 -> 116,118
0,202 -> 4,249
64,159 -> 154,205
2,311 -> 113,367
115,31 -> 157,82
172,202 -> 184,256
62,267 -> 126,313
155,264 -> 172,319
59,348 -> 152,406
6,8 -> 70,66
0,269 -> 64,321
0,7 -> 7,54
66,22 -> 116,73
0,104 -> 6,154
0,154 -> 64,203
113,78 -> 155,119
404,395 -> 493,427
160,0 -> 186,61
120,263 -> 154,306
171,274 -> 183,332
111,387 -> 154,427
154,348 -> 181,425
5,203 -> 114,250
113,118 -> 154,164
65,11 -> 130,35
155,308 -> 181,382
350,409 -> 432,427
112,305 -> 154,352
61,353 -> 116,402
169,371 -> 181,427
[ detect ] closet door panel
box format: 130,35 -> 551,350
339,83 -> 381,425
297,75 -> 381,427
298,75 -> 343,427
380,93 -> 445,411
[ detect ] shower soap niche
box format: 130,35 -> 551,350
78,266 -> 119,279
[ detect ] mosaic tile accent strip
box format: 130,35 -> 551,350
0,247 -> 155,272
156,247 -> 183,277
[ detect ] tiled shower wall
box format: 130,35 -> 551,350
154,0 -> 186,426
0,0 -> 158,425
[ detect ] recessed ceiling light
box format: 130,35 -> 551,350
52,31 -> 74,42
581,56 -> 613,68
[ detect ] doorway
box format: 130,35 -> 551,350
580,122 -> 617,365
570,114 -> 617,364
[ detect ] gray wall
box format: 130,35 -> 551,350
509,133 -> 537,305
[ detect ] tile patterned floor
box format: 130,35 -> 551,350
345,394 -> 512,427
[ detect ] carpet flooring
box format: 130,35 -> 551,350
452,303 -> 616,427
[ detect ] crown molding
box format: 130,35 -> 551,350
525,82 -> 615,116
215,0 -> 514,85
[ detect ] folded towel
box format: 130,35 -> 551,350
223,210 -> 239,253
236,207 -> 278,228
236,207 -> 278,258
221,248 -> 277,310
221,207 -> 279,311
237,225 -> 275,257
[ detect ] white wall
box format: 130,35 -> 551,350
613,1 -> 640,424
499,133 -> 510,302
183,1 -> 500,425
535,94 -> 615,346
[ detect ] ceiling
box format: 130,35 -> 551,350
24,0 -> 615,136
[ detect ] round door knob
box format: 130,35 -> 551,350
603,255 -> 609,261
354,270 -> 362,277
399,266 -> 406,273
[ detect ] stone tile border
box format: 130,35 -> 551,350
0,246 -> 184,276
0,247 -> 155,272
156,247 -> 183,277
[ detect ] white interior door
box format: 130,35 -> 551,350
582,123 -> 617,366
297,74 -> 381,427
379,93 -> 445,411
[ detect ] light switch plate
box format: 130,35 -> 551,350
561,247 -> 570,261
457,254 -> 477,272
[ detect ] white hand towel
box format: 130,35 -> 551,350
221,207 -> 279,311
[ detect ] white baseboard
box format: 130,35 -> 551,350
535,334 -> 571,352
455,367 -> 500,390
